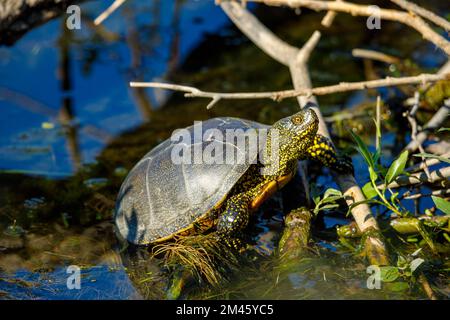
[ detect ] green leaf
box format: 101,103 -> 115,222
432,196 -> 450,215
321,195 -> 343,204
390,192 -> 399,204
410,258 -> 424,273
380,266 -> 400,282
413,153 -> 450,164
349,130 -> 375,168
397,255 -> 408,269
368,166 -> 378,183
320,204 -> 340,211
387,281 -> 409,292
372,117 -> 382,162
310,184 -> 321,205
385,150 -> 409,185
324,188 -> 342,198
437,127 -> 450,132
362,182 -> 377,199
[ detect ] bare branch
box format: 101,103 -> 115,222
352,48 -> 400,65
249,0 -> 450,56
404,100 -> 450,152
130,73 -> 448,103
402,188 -> 450,200
390,0 -> 450,32
94,0 -> 127,26
221,1 -> 299,66
321,0 -> 342,27
406,152 -> 450,173
405,91 -> 432,179
378,167 -> 450,189
426,140 -> 450,156
0,0 -> 86,46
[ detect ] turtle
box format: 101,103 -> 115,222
114,105 -> 353,248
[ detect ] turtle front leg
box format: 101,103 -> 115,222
306,134 -> 354,174
216,193 -> 251,250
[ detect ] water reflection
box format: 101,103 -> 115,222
0,0 -> 448,299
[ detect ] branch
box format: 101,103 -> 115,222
426,140 -> 450,156
249,0 -> 450,56
378,167 -> 450,189
406,151 -> 450,173
219,1 -> 389,265
130,73 -> 447,104
352,48 -> 400,65
94,0 -> 127,26
320,0 -> 342,27
221,1 -> 299,65
404,100 -> 450,152
0,0 -> 86,46
390,0 -> 450,32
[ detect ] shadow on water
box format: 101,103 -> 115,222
0,0 -> 448,299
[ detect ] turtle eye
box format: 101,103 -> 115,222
291,115 -> 303,125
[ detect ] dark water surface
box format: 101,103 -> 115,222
0,0 -> 448,299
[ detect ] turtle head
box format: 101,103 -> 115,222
271,105 -> 319,160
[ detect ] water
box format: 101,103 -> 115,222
0,0 -> 448,299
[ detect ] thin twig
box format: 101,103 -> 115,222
94,0 -> 127,26
401,188 -> 450,200
406,152 -> 450,173
405,91 -> 432,179
390,0 -> 450,32
404,100 -> 450,152
377,167 -> 450,189
249,0 -> 450,56
130,73 -> 447,103
352,48 -> 400,65
321,0 -> 342,27
418,273 -> 438,300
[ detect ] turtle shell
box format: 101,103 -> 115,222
115,117 -> 269,245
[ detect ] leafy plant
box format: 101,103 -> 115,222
379,250 -> 425,292
350,128 -> 409,217
311,187 -> 343,215
431,196 -> 450,215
